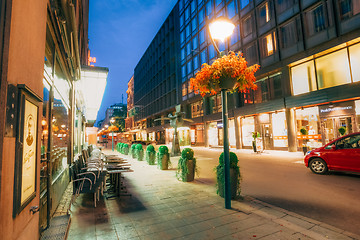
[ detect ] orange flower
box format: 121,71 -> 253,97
190,51 -> 259,96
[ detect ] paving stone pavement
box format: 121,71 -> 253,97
67,150 -> 360,240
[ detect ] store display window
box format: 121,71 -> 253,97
272,112 -> 288,147
295,107 -> 322,149
241,117 -> 254,147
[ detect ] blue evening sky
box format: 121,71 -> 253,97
89,0 -> 178,124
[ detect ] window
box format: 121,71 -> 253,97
199,8 -> 205,24
227,0 -> 237,19
186,24 -> 191,38
209,44 -> 216,59
230,25 -> 240,45
316,49 -> 352,89
192,36 -> 198,50
209,94 -> 222,114
260,32 -> 276,57
191,100 -> 204,118
339,0 -> 360,20
276,0 -> 295,13
349,43 -> 360,82
187,61 -> 193,75
244,43 -> 257,65
194,55 -> 200,71
243,15 -> 253,37
192,17 -> 197,32
279,20 -> 299,49
181,65 -> 186,80
206,0 -> 213,16
269,73 -> 282,98
180,13 -> 185,28
200,49 -> 207,64
258,1 -> 271,26
181,48 -> 186,60
182,82 -> 188,96
179,0 -> 184,11
191,0 -> 197,13
185,6 -> 190,20
199,28 -> 206,44
336,134 -> 360,149
306,4 -> 327,36
186,42 -> 191,56
240,0 -> 250,9
180,31 -> 185,44
291,61 -> 316,95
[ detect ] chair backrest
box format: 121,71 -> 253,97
82,149 -> 89,161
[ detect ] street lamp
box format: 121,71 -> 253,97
208,16 -> 235,209
110,118 -> 115,151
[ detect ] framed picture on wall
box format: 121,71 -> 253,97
13,84 -> 42,217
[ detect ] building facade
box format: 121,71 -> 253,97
0,0 -> 107,238
132,0 -> 360,152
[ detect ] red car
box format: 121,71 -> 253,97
304,132 -> 360,174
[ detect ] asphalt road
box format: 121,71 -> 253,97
190,147 -> 360,236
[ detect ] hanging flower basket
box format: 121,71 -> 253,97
190,51 -> 259,96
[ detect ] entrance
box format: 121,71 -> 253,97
260,124 -> 273,150
321,116 -> 355,144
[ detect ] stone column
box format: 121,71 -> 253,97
286,108 -> 297,152
234,116 -> 241,149
204,122 -> 209,147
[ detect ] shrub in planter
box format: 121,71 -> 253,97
119,143 -> 123,154
130,144 -> 137,159
176,148 -> 198,182
135,144 -> 144,161
146,145 -> 156,165
338,126 -> 346,136
300,127 -> 308,155
216,152 -> 241,199
123,143 -> 129,155
157,146 -> 171,170
116,143 -> 121,153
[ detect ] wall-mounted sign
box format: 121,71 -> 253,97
319,101 -> 355,118
13,85 -> 42,217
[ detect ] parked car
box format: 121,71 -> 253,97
304,132 -> 360,174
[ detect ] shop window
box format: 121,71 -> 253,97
349,43 -> 360,82
258,1 -> 271,26
291,60 -> 316,95
241,117 -> 255,147
40,80 -> 50,193
305,4 -> 327,36
279,19 -> 298,49
240,0 -> 250,9
316,49 -> 351,89
272,112 -> 288,147
276,0 -> 296,13
260,32 -> 276,58
295,107 -> 322,149
339,0 -> 360,20
243,15 -> 253,37
195,125 -> 204,143
227,0 -> 237,19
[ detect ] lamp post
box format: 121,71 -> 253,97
209,16 -> 235,209
110,118 -> 115,151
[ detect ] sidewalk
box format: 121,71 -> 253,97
67,150 -> 359,240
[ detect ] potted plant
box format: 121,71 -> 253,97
130,144 -> 137,159
176,148 -> 198,182
216,152 -> 241,199
157,145 -> 171,170
146,145 -> 156,165
123,143 -> 129,155
338,126 -> 346,136
300,127 -> 308,155
190,51 -> 259,96
252,131 -> 260,153
135,144 -> 144,161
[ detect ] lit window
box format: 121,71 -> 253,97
258,2 -> 271,26
206,0 -> 213,16
240,0 -> 249,9
261,32 -> 276,57
227,1 -> 237,19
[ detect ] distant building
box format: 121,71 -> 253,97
100,103 -> 127,129
131,0 -> 360,152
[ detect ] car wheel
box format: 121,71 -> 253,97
309,158 -> 328,174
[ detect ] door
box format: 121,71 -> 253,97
321,116 -> 355,144
326,133 -> 360,172
261,124 -> 273,149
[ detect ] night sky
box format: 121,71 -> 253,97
89,0 -> 178,124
